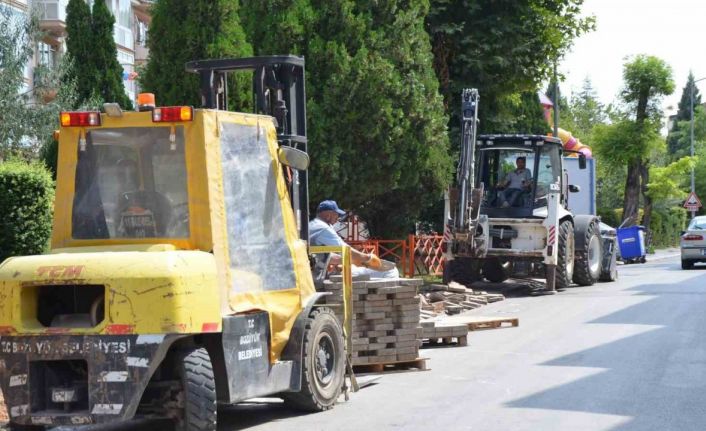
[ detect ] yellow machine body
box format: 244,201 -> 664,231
0,110 -> 317,360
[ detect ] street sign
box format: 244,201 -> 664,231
684,191 -> 702,211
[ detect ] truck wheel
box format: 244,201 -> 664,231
555,220 -> 575,290
175,348 -> 217,431
573,219 -> 602,286
682,260 -> 694,270
443,257 -> 482,287
483,258 -> 510,283
283,307 -> 345,411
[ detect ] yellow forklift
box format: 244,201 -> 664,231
0,56 -> 359,430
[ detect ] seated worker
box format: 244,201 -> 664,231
309,200 -> 399,279
497,156 -> 532,208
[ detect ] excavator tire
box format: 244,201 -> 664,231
283,307 -> 345,412
482,258 -> 511,283
443,257 -> 482,287
573,218 -> 603,286
555,220 -> 575,290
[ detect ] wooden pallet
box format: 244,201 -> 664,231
352,357 -> 429,375
444,315 -> 519,331
424,335 -> 468,347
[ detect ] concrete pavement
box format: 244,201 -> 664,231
221,254 -> 706,431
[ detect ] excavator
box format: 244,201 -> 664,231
444,89 -> 618,293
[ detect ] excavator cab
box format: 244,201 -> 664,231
476,135 -> 564,217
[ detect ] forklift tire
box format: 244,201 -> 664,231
482,258 -> 510,283
175,348 -> 217,431
8,424 -> 44,431
573,219 -> 602,286
283,307 -> 345,412
555,220 -> 575,290
443,257 -> 482,287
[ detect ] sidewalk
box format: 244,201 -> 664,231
647,247 -> 680,261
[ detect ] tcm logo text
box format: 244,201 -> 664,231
36,265 -> 85,278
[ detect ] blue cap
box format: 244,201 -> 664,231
317,200 -> 346,216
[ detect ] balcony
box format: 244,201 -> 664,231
33,0 -> 68,35
134,44 -> 149,63
130,0 -> 153,24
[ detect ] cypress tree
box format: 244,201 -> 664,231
242,0 -> 452,238
64,0 -> 95,105
91,0 -> 132,109
668,72 -> 703,156
676,72 -> 702,121
141,0 -> 252,110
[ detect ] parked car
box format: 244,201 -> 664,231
680,216 -> 706,269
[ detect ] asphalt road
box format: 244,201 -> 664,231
219,251 -> 706,431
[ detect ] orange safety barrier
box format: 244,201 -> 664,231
348,239 -> 410,274
408,234 -> 445,277
337,228 -> 446,278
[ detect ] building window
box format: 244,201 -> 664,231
37,42 -> 57,68
135,20 -> 148,47
117,50 -> 135,101
106,0 -> 133,50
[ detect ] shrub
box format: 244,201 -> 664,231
0,160 -> 55,262
649,206 -> 687,248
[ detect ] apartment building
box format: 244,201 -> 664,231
2,0 -> 152,102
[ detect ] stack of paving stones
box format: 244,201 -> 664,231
419,320 -> 469,346
321,276 -> 423,365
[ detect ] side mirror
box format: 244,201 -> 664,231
569,184 -> 581,193
278,146 -> 309,170
680,230 -> 686,236
578,153 -> 587,169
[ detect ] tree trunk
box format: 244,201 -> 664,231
623,157 -> 641,225
640,160 -> 652,231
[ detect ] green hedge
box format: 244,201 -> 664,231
649,207 -> 687,248
0,160 -> 55,262
597,206 -> 687,249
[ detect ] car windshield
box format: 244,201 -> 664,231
72,127 -> 190,239
688,218 -> 706,230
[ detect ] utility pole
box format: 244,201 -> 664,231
553,62 -> 559,138
690,77 -> 706,219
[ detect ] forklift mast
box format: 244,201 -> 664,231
185,56 -> 309,241
454,88 -> 480,232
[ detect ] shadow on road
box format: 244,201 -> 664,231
506,269 -> 706,431
218,399 -> 313,430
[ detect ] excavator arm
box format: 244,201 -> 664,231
446,89 -> 486,258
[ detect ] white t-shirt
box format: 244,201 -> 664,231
505,169 -> 532,189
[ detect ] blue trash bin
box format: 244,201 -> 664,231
617,225 -> 646,262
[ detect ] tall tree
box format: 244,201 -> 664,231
0,5 -> 77,159
668,72 -> 703,155
141,0 -> 253,110
676,72 -> 702,121
619,55 -> 674,229
91,0 -> 132,109
241,0 -> 452,238
505,91 -> 550,134
427,0 -> 595,136
568,78 -> 606,142
64,0 -> 95,105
